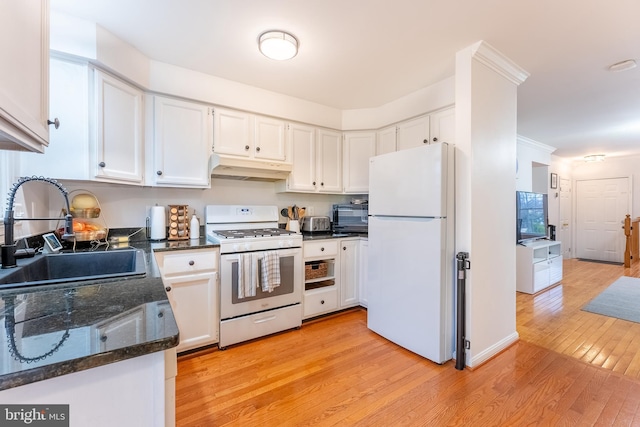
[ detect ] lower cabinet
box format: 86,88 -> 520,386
516,240 -> 563,294
302,237 -> 365,319
154,248 -> 219,352
359,239 -> 369,307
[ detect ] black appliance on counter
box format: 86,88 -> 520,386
332,203 -> 368,233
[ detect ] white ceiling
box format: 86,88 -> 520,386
51,0 -> 640,159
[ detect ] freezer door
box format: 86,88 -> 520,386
367,216 -> 452,363
369,143 -> 448,218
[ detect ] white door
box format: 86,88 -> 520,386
558,177 -> 572,257
576,178 -> 629,262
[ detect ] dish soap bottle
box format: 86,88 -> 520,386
190,210 -> 200,240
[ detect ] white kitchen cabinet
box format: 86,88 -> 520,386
212,107 -> 287,161
429,107 -> 455,145
359,239 -> 369,307
343,131 -> 376,194
20,55 -> 90,180
376,125 -> 397,155
93,68 -> 144,184
516,240 -> 563,294
339,239 -> 360,308
147,95 -> 213,188
0,0 -> 51,153
396,114 -> 430,151
303,240 -> 340,319
284,125 -> 342,193
154,248 -> 219,353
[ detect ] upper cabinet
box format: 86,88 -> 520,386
429,107 -> 455,145
343,131 -> 376,194
376,125 -> 397,155
93,69 -> 144,184
0,0 -> 52,152
282,124 -> 341,193
146,95 -> 213,188
212,107 -> 287,162
396,115 -> 430,151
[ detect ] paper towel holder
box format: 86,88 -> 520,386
147,205 -> 167,241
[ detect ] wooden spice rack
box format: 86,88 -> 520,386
168,205 -> 190,240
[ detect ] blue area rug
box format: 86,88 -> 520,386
582,276 -> 640,323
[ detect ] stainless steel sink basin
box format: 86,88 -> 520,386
0,249 -> 146,289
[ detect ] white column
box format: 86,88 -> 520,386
455,41 -> 529,367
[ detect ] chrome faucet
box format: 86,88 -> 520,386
1,176 -> 75,269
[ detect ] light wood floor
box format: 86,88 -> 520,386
176,258 -> 640,426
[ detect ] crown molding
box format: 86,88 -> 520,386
470,41 -> 530,85
517,134 -> 556,154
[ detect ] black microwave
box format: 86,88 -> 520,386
332,203 -> 368,233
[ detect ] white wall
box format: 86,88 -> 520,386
516,136 -> 555,192
455,41 -> 528,368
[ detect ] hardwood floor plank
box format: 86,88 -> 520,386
175,259 -> 640,426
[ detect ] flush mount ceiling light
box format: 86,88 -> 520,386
608,59 -> 637,72
584,154 -> 606,162
258,30 -> 298,60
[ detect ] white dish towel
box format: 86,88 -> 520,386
237,253 -> 257,298
260,251 -> 281,293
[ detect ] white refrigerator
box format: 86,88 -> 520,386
367,142 -> 454,364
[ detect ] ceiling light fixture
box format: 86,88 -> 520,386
584,154 -> 605,162
608,59 -> 637,72
258,30 -> 298,61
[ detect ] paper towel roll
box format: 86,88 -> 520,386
149,206 -> 166,240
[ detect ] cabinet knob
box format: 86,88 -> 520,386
432,137 -> 438,142
47,118 -> 60,129
321,182 -> 324,187
313,181 -> 316,186
320,300 -> 325,304
321,247 -> 325,251
256,146 -> 261,152
245,145 -> 250,151
157,170 -> 163,176
100,335 -> 108,342
165,286 -> 172,292
189,260 -> 195,266
343,246 -> 346,250
423,139 -> 428,144
98,161 -> 106,168
158,311 -> 164,318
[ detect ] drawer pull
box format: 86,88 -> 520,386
100,335 -> 108,342
165,286 -> 172,292
321,247 -> 325,251
189,260 -> 195,266
321,300 -> 325,304
254,315 -> 277,324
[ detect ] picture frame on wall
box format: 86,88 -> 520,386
550,173 -> 558,189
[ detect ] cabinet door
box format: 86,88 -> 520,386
287,123 -> 316,191
343,132 -> 376,194
533,261 -> 551,293
151,95 -> 212,187
339,240 -> 359,308
549,255 -> 563,285
430,107 -> 455,145
212,107 -> 251,157
254,115 -> 286,161
359,240 -> 368,307
95,306 -> 146,352
316,128 -> 342,193
376,125 -> 396,155
0,0 -> 50,152
20,56 -> 90,180
93,69 -> 144,184
164,272 -> 218,352
396,115 -> 430,151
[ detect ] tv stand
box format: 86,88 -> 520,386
516,240 -> 562,294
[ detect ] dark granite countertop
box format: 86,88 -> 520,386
0,232 -> 218,392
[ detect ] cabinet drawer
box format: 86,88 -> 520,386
304,240 -> 339,258
157,250 -> 218,275
303,288 -> 338,318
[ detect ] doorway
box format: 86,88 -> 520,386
558,177 -> 572,258
575,177 -> 630,263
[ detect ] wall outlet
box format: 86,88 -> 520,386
306,206 -> 314,216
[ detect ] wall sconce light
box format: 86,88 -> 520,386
258,30 -> 298,60
584,154 -> 605,162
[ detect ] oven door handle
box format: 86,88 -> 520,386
254,315 -> 277,324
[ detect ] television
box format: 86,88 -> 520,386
516,191 -> 548,243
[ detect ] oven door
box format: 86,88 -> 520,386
220,247 -> 302,320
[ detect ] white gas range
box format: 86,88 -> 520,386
205,205 -> 303,349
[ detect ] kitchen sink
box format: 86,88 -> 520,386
0,249 -> 146,289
